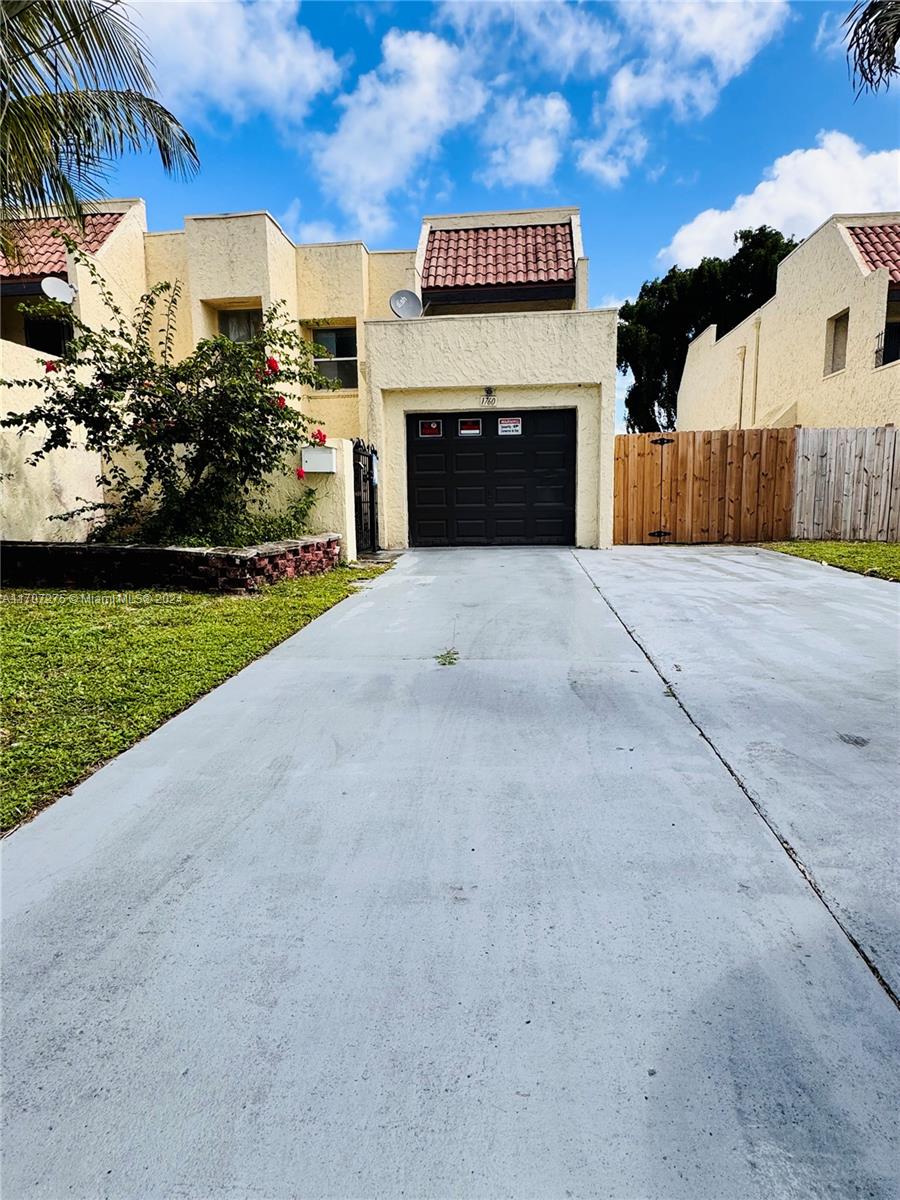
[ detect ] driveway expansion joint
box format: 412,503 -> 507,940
571,550 -> 900,1013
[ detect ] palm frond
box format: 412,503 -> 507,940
845,1 -> 900,93
1,0 -> 198,258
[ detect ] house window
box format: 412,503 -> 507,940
24,314 -> 72,357
824,309 -> 849,375
218,308 -> 262,342
312,327 -> 358,389
879,288 -> 900,367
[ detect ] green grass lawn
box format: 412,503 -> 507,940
763,541 -> 900,582
0,565 -> 389,832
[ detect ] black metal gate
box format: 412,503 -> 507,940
353,440 -> 379,553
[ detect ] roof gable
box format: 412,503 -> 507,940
846,223 -> 900,284
0,213 -> 124,279
422,222 -> 575,290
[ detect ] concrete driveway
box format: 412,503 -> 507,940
3,547 -> 899,1200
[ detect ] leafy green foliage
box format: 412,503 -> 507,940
764,541 -> 900,582
435,647 -> 460,666
617,226 -> 798,432
0,565 -> 391,830
2,240 -> 334,544
1,0 -> 198,258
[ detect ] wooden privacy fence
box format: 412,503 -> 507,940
613,428 -> 796,545
793,426 -> 900,541
614,425 -> 899,544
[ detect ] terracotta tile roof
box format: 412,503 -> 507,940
847,223 -> 900,284
422,222 -> 575,290
0,212 -> 124,279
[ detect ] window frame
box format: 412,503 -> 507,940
217,307 -> 263,343
824,308 -> 849,376
311,325 -> 358,390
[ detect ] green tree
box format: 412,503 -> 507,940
2,242 -> 332,545
1,0 -> 198,256
617,226 -> 798,432
846,1 -> 900,93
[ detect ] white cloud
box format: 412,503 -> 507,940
134,0 -> 340,124
480,92 -> 572,187
814,10 -> 846,57
578,1 -> 789,187
661,131 -> 900,266
278,198 -> 341,244
310,29 -> 487,239
576,123 -> 647,187
438,0 -> 619,79
618,0 -> 791,82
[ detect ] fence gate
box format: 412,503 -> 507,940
353,440 -> 379,553
613,427 -> 796,545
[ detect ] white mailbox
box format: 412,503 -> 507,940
301,445 -> 336,473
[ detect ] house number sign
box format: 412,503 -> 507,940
480,393 -> 497,407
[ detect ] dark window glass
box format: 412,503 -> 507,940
218,309 -> 262,342
24,315 -> 71,357
313,326 -> 357,389
316,358 -> 359,388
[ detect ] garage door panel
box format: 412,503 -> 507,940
415,486 -> 447,506
413,452 -> 448,474
454,451 -> 487,472
407,410 -> 575,546
495,451 -> 527,473
495,484 -> 526,504
456,486 -> 487,506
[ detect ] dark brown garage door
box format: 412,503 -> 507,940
406,409 -> 576,546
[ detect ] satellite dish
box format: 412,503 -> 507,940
389,289 -> 423,320
41,276 -> 77,305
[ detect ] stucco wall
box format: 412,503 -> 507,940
367,251 -> 416,319
266,438 -> 357,562
71,202 -> 148,333
678,218 -> 900,431
366,308 -> 617,549
144,230 -> 194,361
1,342 -> 104,541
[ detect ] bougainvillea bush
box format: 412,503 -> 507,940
2,241 -> 332,545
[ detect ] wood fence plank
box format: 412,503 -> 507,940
811,428 -> 830,540
708,431 -> 727,542
825,429 -> 846,539
887,428 -> 900,542
740,428 -> 762,542
613,436 -> 626,544
724,430 -> 741,543
694,431 -> 711,541
868,425 -> 888,541
645,435 -> 663,544
757,429 -> 775,542
774,427 -> 796,540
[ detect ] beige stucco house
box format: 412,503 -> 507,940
677,213 -> 900,431
1,202 -> 617,555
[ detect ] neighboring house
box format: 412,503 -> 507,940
677,213 -> 900,432
1,204 -> 617,553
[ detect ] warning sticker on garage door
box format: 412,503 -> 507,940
498,416 -> 522,436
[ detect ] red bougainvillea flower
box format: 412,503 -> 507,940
296,466 -> 306,480
266,356 -> 279,374
45,361 -> 58,373
312,428 -> 327,445
276,395 -> 286,409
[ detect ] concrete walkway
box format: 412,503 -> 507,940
3,548 -> 899,1199
575,545 -> 900,1000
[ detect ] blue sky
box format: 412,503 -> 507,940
110,1 -> 898,308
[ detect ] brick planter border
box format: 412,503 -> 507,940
0,536 -> 342,594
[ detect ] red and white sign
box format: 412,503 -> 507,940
498,416 -> 522,436
459,418 -> 482,437
419,419 -> 442,438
